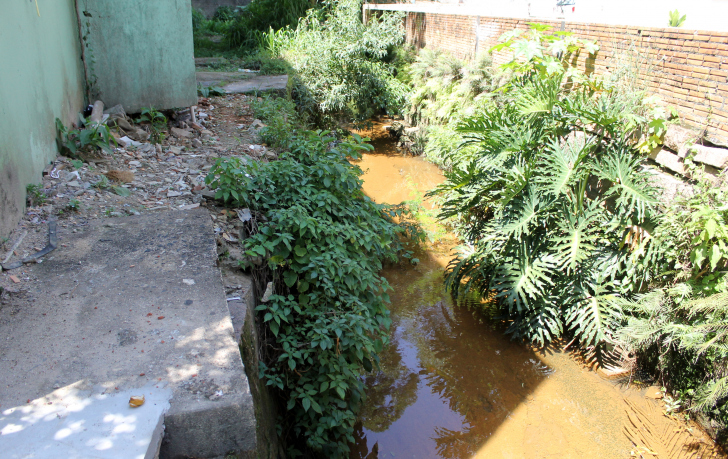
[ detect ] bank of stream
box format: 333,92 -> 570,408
348,123 -> 724,459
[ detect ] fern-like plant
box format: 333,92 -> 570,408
618,284 -> 727,417
668,10 -> 687,27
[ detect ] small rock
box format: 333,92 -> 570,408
192,139 -> 203,148
182,279 -> 195,286
128,161 -> 142,168
167,191 -> 182,198
66,181 -> 81,188
167,146 -> 183,155
128,128 -> 149,142
650,149 -> 685,175
116,118 -> 134,131
171,127 -> 192,139
119,136 -> 141,147
251,119 -> 265,129
103,104 -> 126,118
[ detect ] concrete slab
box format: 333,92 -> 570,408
223,75 -> 288,94
0,209 -> 256,458
1,382 -> 170,459
196,72 -> 288,94
196,71 -> 252,85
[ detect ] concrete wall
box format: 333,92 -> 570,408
192,0 -> 251,18
365,3 -> 728,147
77,0 -> 198,114
0,0 -> 86,237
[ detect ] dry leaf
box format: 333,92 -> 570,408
129,395 -> 145,407
104,170 -> 135,183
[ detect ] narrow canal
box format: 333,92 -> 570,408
349,123 -> 724,459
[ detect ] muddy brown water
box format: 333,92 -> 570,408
349,123 -> 724,459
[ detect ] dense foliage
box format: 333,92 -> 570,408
226,0 -> 316,50
206,98 -> 420,457
414,24 -> 726,438
616,172 -> 728,436
405,49 -> 495,168
430,25 -> 664,351
619,285 -> 727,433
263,0 -> 409,124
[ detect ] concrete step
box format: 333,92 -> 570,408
196,72 -> 289,94
0,209 -> 256,458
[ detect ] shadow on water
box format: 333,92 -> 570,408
350,254 -> 553,459
350,120 -> 552,458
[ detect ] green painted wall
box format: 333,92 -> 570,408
77,0 -> 197,114
0,0 -> 86,237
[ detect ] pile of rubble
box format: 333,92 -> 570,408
0,94 -> 274,280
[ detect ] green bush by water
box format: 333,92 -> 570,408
411,24 -> 726,439
206,96 -> 422,457
263,0 -> 409,125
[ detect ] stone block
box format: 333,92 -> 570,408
663,124 -> 698,157
689,144 -> 728,169
171,127 -> 193,139
650,148 -> 686,175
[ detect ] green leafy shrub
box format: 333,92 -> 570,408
408,49 -> 495,127
653,176 -> 728,292
618,284 -> 727,440
135,107 -> 167,144
196,84 -> 226,97
226,0 -> 315,50
430,24 -> 666,352
205,97 -> 421,457
250,96 -> 305,148
26,183 -> 46,207
56,118 -> 117,158
192,7 -> 237,56
269,0 -> 409,124
669,9 -> 687,27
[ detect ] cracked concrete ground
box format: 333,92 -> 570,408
0,91 -> 275,458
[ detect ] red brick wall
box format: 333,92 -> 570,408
374,7 -> 728,145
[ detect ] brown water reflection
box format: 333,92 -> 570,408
349,122 -> 724,459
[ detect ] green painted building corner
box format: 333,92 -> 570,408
1,0 -> 198,237
0,0 -> 86,237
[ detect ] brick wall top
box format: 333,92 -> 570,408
365,4 -> 728,146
